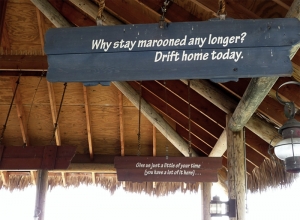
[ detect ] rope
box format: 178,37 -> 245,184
49,83 -> 67,145
25,71 -> 45,147
188,80 -> 192,157
0,74 -> 21,145
137,81 -> 142,156
218,0 -> 226,14
95,0 -> 105,25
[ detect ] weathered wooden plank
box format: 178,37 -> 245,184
30,0 -> 71,28
47,46 -> 292,84
48,0 -> 95,27
45,18 -> 300,54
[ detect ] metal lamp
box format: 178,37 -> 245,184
271,81 -> 300,173
210,196 -> 236,217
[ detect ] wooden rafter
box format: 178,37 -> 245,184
113,81 -> 198,157
69,0 -> 122,25
10,77 -> 30,146
83,86 -> 93,160
118,91 -> 125,156
36,7 -> 46,54
153,126 -> 156,156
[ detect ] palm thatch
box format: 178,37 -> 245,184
1,158 -> 298,195
248,157 -> 298,193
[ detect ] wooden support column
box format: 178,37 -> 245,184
202,182 -> 212,220
227,114 -> 245,220
34,170 -> 48,220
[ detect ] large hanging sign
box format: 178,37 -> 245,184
114,156 -> 222,182
45,18 -> 300,85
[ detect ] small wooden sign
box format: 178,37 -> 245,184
45,18 -> 300,84
0,145 -> 77,170
114,156 -> 222,182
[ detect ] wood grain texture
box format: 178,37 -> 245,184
227,114 -> 245,220
5,1 -> 41,52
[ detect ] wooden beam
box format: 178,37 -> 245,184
181,79 -> 282,146
209,130 -> 226,157
10,77 -> 30,146
34,170 -> 48,220
118,91 -> 125,156
0,55 -> 48,71
83,86 -> 93,160
69,0 -> 122,25
202,182 -> 212,220
1,171 -> 9,186
0,0 -> 8,48
153,125 -> 156,156
113,81 -> 198,157
48,0 -> 95,27
227,114 -> 245,220
47,81 -> 61,146
36,7 -> 46,54
30,0 -> 71,28
228,77 -> 278,131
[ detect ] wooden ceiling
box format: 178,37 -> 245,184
0,0 -> 300,191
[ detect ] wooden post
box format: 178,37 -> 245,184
202,182 -> 212,220
34,170 -> 49,220
226,114 -> 245,220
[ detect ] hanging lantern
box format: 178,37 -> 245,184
210,196 -> 236,217
271,81 -> 300,173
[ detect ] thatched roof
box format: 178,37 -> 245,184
0,172 -> 201,196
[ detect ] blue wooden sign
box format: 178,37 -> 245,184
45,18 -> 300,85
